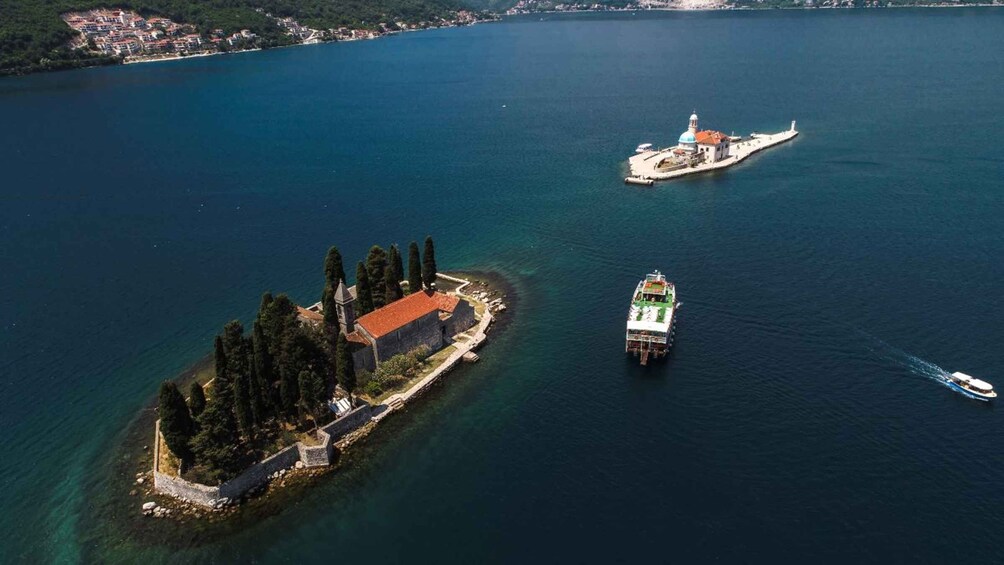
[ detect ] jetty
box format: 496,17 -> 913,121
627,115 -> 798,183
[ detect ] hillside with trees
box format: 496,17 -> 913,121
1,0 -> 464,75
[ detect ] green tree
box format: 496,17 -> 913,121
422,236 -> 438,289
355,261 -> 374,315
222,321 -> 255,438
321,283 -> 339,330
213,334 -> 228,387
323,245 -> 346,290
297,368 -> 327,433
188,381 -> 207,419
366,245 -> 389,308
192,392 -> 242,481
193,333 -> 242,477
252,320 -> 277,421
158,381 -> 195,464
336,332 -> 357,404
407,241 -> 422,293
389,244 -> 404,285
384,264 -> 403,304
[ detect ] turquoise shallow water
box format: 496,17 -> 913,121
2,8 -> 1004,562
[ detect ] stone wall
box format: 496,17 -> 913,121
153,469 -> 221,506
445,299 -> 476,337
218,444 -> 300,501
153,404 -> 376,506
322,404 -> 373,440
374,310 -> 443,363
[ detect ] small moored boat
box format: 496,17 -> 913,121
947,372 -> 997,401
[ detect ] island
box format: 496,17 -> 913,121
141,237 -> 507,518
626,111 -> 798,184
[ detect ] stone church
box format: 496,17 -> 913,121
330,280 -> 476,372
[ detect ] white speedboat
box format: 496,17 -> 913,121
947,372 -> 997,401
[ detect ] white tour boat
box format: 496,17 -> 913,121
947,372 -> 997,401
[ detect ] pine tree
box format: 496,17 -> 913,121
336,332 -> 357,404
188,381 -> 207,419
355,261 -> 374,315
407,241 -> 422,294
323,246 -> 346,291
366,245 -> 389,308
158,381 -> 195,464
385,264 -> 403,304
422,236 -> 437,289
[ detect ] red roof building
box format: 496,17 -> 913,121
356,290 -> 443,339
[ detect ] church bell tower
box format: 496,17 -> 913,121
334,279 -> 356,334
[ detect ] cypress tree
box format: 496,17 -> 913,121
336,332 -> 357,404
366,245 -> 389,308
385,264 -> 403,304
188,381 -> 207,419
233,370 -> 254,439
298,369 -> 326,431
158,381 -> 195,464
246,336 -> 266,429
323,246 -> 346,292
407,241 -> 422,294
422,236 -> 437,289
389,244 -> 404,285
355,261 -> 374,315
192,395 -> 241,480
321,283 -> 339,330
193,332 -> 242,476
252,320 -> 277,420
213,335 -> 228,385
222,321 -> 254,438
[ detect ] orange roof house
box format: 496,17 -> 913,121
695,130 -> 729,146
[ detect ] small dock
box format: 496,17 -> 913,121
627,123 -> 798,182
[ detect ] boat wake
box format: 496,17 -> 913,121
854,329 -> 958,394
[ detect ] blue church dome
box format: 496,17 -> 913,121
678,131 -> 696,144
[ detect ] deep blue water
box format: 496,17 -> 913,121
2,8 -> 1004,563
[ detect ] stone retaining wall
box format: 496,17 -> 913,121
153,405 -> 374,506
218,444 -> 300,501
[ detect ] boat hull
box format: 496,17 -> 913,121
946,380 -> 996,401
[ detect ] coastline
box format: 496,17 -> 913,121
94,19 -> 496,71
85,269 -> 514,547
509,2 -> 1003,16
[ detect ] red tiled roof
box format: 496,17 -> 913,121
695,130 -> 728,146
356,290 -> 445,339
296,306 -> 323,323
433,293 -> 460,313
345,331 -> 371,346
